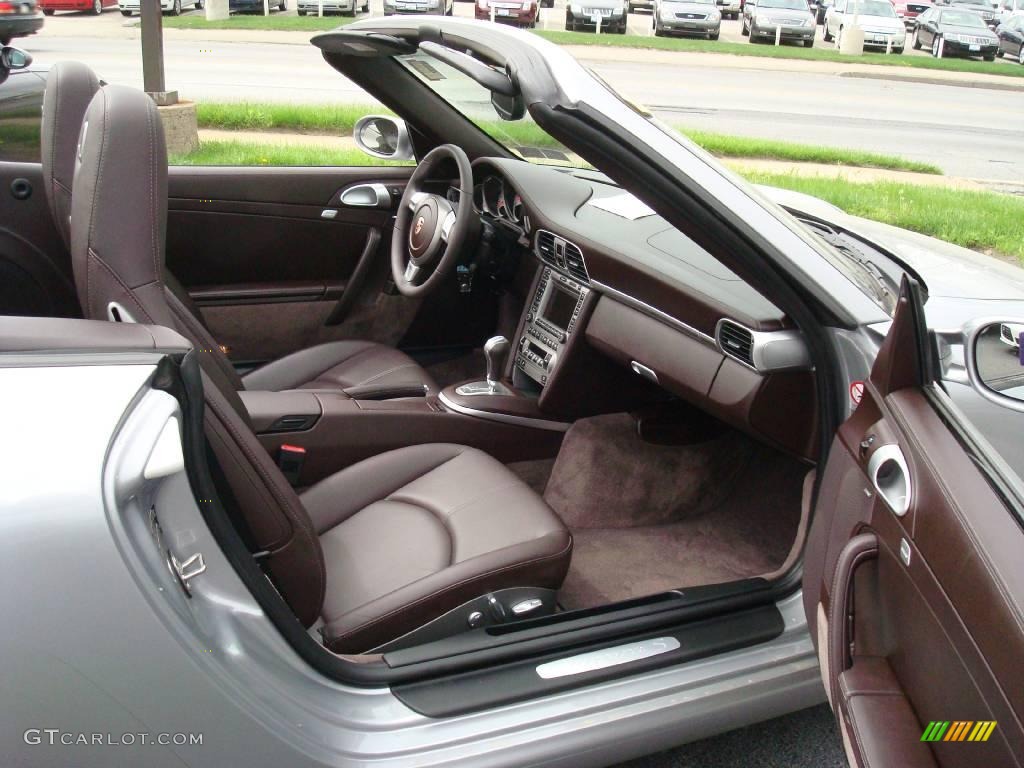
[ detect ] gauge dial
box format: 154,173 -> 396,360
510,194 -> 524,225
482,176 -> 503,216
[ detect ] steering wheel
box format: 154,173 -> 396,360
391,144 -> 477,297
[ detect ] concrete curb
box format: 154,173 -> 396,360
838,70 -> 1024,92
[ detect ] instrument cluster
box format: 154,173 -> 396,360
473,174 -> 529,233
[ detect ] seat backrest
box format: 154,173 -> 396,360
41,62 -> 101,252
70,85 -> 325,626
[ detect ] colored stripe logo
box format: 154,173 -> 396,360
921,721 -> 997,742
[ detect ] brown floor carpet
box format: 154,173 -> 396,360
506,458 -> 557,496
546,413 -> 808,610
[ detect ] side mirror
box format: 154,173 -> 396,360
965,319 -> 1024,411
352,115 -> 415,161
1,46 -> 32,71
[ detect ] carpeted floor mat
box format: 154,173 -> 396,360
546,413 -> 809,610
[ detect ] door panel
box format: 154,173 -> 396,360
805,279 -> 1024,768
166,166 -> 418,366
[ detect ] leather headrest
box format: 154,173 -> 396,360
41,61 -> 101,250
70,85 -> 172,326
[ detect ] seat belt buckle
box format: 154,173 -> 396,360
277,444 -> 306,486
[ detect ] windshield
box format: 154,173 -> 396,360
849,0 -> 898,16
397,51 -> 590,168
940,8 -> 987,23
756,0 -> 810,10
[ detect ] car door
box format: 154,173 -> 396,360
918,9 -> 935,42
803,277 -> 1024,768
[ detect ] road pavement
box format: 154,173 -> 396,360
15,6 -> 1024,181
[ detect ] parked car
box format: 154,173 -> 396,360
628,0 -> 654,12
0,0 -> 43,44
935,0 -> 999,25
716,0 -> 740,17
40,0 -> 116,14
823,0 -> 906,51
565,0 -> 628,30
383,0 -> 453,13
996,12 -> 1024,58
118,0 -> 201,15
893,0 -> 933,26
997,0 -> 1024,22
475,0 -> 539,25
230,0 -> 288,11
912,5 -> 1000,57
297,0 -> 367,14
653,0 -> 722,35
5,14 -> 1024,768
742,0 -> 816,43
814,0 -> 833,21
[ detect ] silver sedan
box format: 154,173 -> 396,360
653,0 -> 722,36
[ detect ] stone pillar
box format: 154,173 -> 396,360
158,101 -> 200,157
206,0 -> 229,19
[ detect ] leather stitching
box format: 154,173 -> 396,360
88,249 -> 156,324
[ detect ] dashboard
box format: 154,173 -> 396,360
467,157 -> 818,460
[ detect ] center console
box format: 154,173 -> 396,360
515,265 -> 589,389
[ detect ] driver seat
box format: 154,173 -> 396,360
70,84 -> 572,653
41,61 -> 435,398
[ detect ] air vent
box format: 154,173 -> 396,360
717,320 -> 754,367
534,230 -> 589,285
563,241 -> 590,284
536,231 -> 557,268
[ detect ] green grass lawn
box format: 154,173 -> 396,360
196,101 -> 941,174
170,139 -> 410,165
749,173 -> 1024,262
535,30 -> 1024,78
162,12 -> 352,30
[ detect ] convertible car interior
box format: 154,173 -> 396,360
16,38 -> 819,660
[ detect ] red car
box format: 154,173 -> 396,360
892,0 -> 933,26
475,0 -> 540,26
40,0 -> 117,13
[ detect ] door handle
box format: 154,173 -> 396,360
338,183 -> 392,208
867,444 -> 911,517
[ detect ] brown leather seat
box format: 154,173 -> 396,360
69,84 -> 572,653
42,62 -> 435,399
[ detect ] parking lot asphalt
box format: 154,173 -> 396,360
615,703 -> 847,767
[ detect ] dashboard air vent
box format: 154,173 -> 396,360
563,241 -> 590,284
534,230 -> 589,284
717,320 -> 754,367
536,231 -> 557,268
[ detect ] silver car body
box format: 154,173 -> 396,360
3,16 -> 1024,767
655,0 -> 722,33
825,0 -> 908,46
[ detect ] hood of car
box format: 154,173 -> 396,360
662,1 -> 718,11
857,14 -> 905,28
938,20 -> 998,33
761,185 -> 1024,302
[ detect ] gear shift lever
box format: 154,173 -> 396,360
484,335 -> 511,391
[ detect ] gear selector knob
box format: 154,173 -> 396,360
484,335 -> 511,389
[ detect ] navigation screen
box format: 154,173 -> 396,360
543,285 -> 577,331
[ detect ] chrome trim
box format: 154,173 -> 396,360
867,443 -> 911,517
630,360 -> 659,384
106,301 -> 137,324
715,317 -> 811,373
536,637 -> 681,679
340,183 -> 391,208
438,391 -> 570,432
964,317 -> 1024,415
590,280 -> 715,346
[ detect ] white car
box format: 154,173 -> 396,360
118,0 -> 200,14
1000,322 -> 1024,349
297,0 -> 367,13
997,0 -> 1024,22
823,0 -> 907,50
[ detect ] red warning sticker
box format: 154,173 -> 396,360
850,380 -> 865,406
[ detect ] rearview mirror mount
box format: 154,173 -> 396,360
491,91 -> 526,121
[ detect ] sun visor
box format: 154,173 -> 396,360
311,31 -> 418,57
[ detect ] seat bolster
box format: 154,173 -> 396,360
299,443 -> 470,533
241,340 -> 437,394
321,530 -> 572,653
